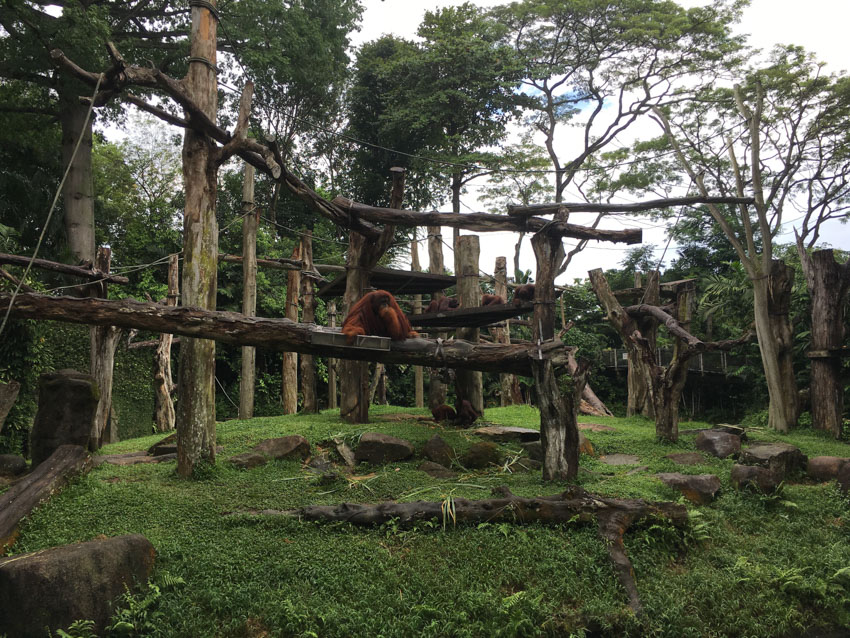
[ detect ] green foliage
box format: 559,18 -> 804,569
51,619 -> 97,638
10,406 -> 850,636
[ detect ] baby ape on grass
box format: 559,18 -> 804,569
341,290 -> 419,344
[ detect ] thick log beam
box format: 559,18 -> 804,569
243,485 -> 688,615
0,293 -> 568,376
507,196 -> 754,216
218,254 -> 344,274
333,197 -> 642,244
0,252 -> 129,284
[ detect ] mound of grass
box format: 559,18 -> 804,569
9,406 -> 850,637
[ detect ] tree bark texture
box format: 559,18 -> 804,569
455,236 -> 483,414
255,486 -> 688,615
0,445 -> 92,554
768,260 -> 799,425
300,231 -> 318,414
176,0 -> 219,477
154,255 -> 178,432
627,272 -> 659,419
328,302 -> 337,410
427,225 -> 448,411
1,293 -> 571,376
59,97 -> 95,267
239,163 -> 257,419
89,247 -> 122,448
282,242 -> 301,415
411,231 -> 424,409
492,257 -> 522,406
800,249 -> 850,438
531,231 -> 582,480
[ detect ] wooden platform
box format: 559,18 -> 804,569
317,266 -> 456,298
408,302 -> 533,329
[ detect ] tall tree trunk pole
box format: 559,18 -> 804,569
800,249 -> 850,438
410,230 -> 424,408
532,229 -> 583,481
456,236 -> 483,414
627,271 -> 659,418
768,260 -> 798,425
427,226 -> 448,411
282,242 -> 301,414
154,255 -> 178,431
238,162 -> 257,419
176,0 -> 219,477
492,256 -> 521,406
90,246 -> 122,448
300,229 -> 318,413
339,168 -> 402,423
59,96 -> 95,266
328,302 -> 337,410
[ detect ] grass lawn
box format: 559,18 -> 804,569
7,405 -> 850,637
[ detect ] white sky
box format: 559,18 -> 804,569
353,0 -> 850,282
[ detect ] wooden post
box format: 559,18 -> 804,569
531,230 -> 583,481
328,301 -> 337,410
339,168 -> 403,423
90,245 -> 122,448
300,229 -> 318,413
154,254 -> 178,431
238,162 -> 257,419
411,229 -> 424,408
427,225 -> 448,411
627,271 -> 659,418
802,249 -> 850,438
492,256 -> 521,406
282,242 -> 301,414
456,236 -> 483,413
176,0 -> 219,476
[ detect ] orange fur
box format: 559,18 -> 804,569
481,293 -> 505,306
431,404 -> 457,422
341,290 -> 418,344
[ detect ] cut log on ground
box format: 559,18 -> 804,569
0,444 -> 92,554
240,485 -> 688,615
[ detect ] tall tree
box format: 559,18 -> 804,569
653,45 -> 850,432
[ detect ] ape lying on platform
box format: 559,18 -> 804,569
511,284 -> 535,306
481,293 -> 505,306
425,296 -> 459,313
341,290 -> 419,344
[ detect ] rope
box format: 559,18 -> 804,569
0,73 -> 104,339
189,0 -> 220,21
187,57 -> 220,74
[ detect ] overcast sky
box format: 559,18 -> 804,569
352,0 -> 850,282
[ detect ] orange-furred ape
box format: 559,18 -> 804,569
511,284 -> 535,307
431,404 -> 457,422
341,290 -> 419,344
425,296 -> 459,313
454,399 -> 482,427
481,293 -> 505,306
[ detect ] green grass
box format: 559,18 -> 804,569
9,406 -> 850,637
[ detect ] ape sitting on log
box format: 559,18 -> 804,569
511,284 -> 535,307
481,293 -> 505,306
454,399 -> 482,427
341,290 -> 419,344
431,404 -> 457,422
425,296 -> 459,313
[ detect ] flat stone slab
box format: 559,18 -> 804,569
695,431 -> 741,459
578,423 -> 617,433
254,435 -> 311,461
418,461 -> 457,479
599,454 -> 641,466
656,472 -> 721,505
740,443 -> 806,476
665,452 -> 706,466
807,456 -> 850,481
94,451 -> 169,467
472,426 -> 540,443
731,464 -> 781,493
229,452 -> 269,470
354,433 -> 414,464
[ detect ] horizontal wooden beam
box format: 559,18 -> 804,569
332,197 -> 641,244
217,254 -> 344,274
507,196 -> 755,216
1,293 -> 569,376
0,252 -> 130,284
